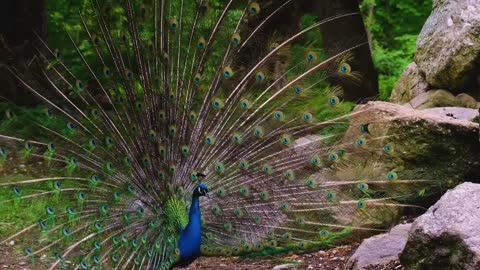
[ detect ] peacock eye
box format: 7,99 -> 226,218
198,187 -> 201,193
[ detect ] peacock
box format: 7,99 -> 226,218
0,1 -> 438,269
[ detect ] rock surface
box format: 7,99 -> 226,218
347,223 -> 411,270
390,62 -> 430,104
422,107 -> 479,121
340,102 -> 480,194
415,0 -> 480,91
400,182 -> 480,270
407,89 -> 457,109
455,93 -> 479,108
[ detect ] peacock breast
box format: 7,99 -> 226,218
178,195 -> 202,263
178,221 -> 202,262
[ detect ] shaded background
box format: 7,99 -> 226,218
0,0 -> 432,105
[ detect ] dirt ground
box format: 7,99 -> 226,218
178,243 -> 403,270
0,242 -> 403,270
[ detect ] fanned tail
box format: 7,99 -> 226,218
0,1 -> 441,269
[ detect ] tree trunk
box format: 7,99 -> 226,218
244,0 -> 379,102
309,0 -> 379,102
0,0 -> 47,106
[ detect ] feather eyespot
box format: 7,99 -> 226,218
198,37 -> 206,49
53,49 -> 62,59
339,63 -> 351,74
240,99 -> 250,110
189,111 -> 197,122
75,80 -> 85,90
294,85 -> 302,94
62,225 -> 71,237
205,135 -> 215,145
223,66 -> 234,78
193,73 -> 201,84
212,98 -> 224,109
231,33 -> 241,45
255,71 -> 265,82
329,96 -> 340,106
24,141 -> 33,150
328,152 -> 338,161
306,51 -> 317,62
357,200 -> 366,209
232,133 -> 242,144
103,66 -> 112,77
91,34 -> 100,45
320,229 -> 329,239
303,112 -> 313,123
170,19 -> 178,30
249,2 -> 260,15
384,144 -> 394,153
358,183 -> 369,190
356,137 -> 366,147
387,171 -> 398,181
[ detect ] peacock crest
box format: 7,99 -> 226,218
0,1 -> 439,269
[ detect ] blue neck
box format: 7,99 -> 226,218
178,194 -> 202,265
188,194 -> 200,218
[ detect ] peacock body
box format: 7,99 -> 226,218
0,1 -> 436,269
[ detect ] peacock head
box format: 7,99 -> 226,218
193,183 -> 209,198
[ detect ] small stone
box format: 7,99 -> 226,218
317,251 -> 326,256
456,93 -> 478,109
272,264 -> 297,270
9,240 -> 14,246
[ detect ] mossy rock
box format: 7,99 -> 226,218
339,102 -> 480,207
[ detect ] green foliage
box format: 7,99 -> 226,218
0,174 -> 71,236
361,0 -> 432,100
47,0 -> 91,75
46,1 -> 433,101
372,34 -> 418,100
0,103 -> 63,139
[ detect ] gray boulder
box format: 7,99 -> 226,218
347,223 -> 411,270
400,182 -> 480,270
390,62 -> 430,104
415,0 -> 480,91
